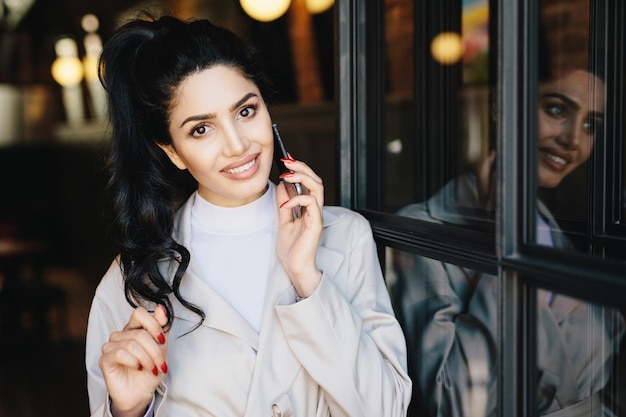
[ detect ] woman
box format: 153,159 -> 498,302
391,67 -> 623,417
85,15 -> 411,417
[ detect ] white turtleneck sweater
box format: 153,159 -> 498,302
190,184 -> 275,332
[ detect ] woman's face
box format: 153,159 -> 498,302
537,69 -> 605,188
162,65 -> 274,207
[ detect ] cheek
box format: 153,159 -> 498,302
578,138 -> 594,163
538,117 -> 561,142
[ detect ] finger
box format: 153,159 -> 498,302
102,337 -> 155,373
153,304 -> 169,329
281,158 -> 323,184
278,172 -> 323,209
106,330 -> 167,374
279,193 -> 323,225
277,182 -> 297,224
124,307 -> 167,345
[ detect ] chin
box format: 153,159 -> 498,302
538,179 -> 562,189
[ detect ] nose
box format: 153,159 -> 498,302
221,123 -> 249,156
554,119 -> 581,150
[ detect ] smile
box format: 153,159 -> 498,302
542,151 -> 567,166
224,158 -> 256,174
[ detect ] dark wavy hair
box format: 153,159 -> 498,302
99,15 -> 272,330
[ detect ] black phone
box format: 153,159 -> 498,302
272,123 -> 303,218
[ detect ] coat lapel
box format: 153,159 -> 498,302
169,192 -> 259,347
243,208 -> 344,415
170,188 -> 346,414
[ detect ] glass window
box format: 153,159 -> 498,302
384,0 -> 495,236
385,247 -> 499,417
534,286 -> 625,415
534,0 -> 599,249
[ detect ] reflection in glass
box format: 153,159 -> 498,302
386,248 -> 498,417
384,0 -> 493,230
534,288 -> 624,416
535,69 -> 604,248
535,0 -> 605,247
384,0 -> 416,210
387,245 -> 626,417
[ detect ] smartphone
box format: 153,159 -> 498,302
272,123 -> 303,218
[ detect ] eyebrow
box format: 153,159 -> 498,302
541,92 -> 580,111
178,92 -> 259,128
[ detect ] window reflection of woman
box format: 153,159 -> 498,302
390,67 -> 623,417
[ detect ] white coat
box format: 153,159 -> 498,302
86,188 -> 412,417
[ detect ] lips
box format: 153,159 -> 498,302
224,158 -> 256,174
539,147 -> 571,172
220,153 -> 261,179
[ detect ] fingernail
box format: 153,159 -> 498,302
137,364 -> 143,371
279,172 -> 294,179
152,365 -> 158,376
157,332 -> 165,344
280,200 -> 290,208
280,157 -> 296,163
160,361 -> 168,374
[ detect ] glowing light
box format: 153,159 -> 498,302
81,14 -> 100,33
240,0 -> 291,22
51,56 -> 84,87
431,32 -> 463,65
51,38 -> 83,86
304,0 -> 333,14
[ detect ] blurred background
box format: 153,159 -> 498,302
0,0 -> 337,415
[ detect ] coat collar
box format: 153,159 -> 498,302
166,182 -> 342,342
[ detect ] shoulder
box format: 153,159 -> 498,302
92,257 -> 132,314
321,206 -> 375,247
95,256 -> 126,297
323,206 -> 371,230
88,257 -> 135,334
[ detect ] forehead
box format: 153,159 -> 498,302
169,65 -> 259,116
540,70 -> 605,111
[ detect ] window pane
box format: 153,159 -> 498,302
385,247 -> 498,417
534,287 -> 625,416
384,0 -> 494,235
384,0 -> 416,210
534,0 -> 602,248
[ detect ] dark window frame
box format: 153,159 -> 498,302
337,0 -> 626,416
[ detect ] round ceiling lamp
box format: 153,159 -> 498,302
304,0 -> 334,14
51,37 -> 84,87
240,0 -> 292,22
430,32 -> 463,65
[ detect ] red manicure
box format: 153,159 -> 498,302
279,172 -> 294,179
151,365 -> 158,376
280,200 -> 290,208
160,361 -> 168,374
137,364 -> 143,371
157,332 -> 165,344
280,157 -> 296,163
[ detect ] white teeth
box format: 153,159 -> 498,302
225,158 -> 255,174
543,152 -> 566,165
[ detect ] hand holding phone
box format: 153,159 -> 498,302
273,123 -> 303,219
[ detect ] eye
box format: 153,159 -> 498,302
190,123 -> 211,138
583,117 -> 602,135
544,103 -> 566,118
237,104 -> 258,120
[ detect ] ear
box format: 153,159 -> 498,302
157,143 -> 187,170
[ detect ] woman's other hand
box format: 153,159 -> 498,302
99,305 -> 169,417
276,157 -> 324,298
